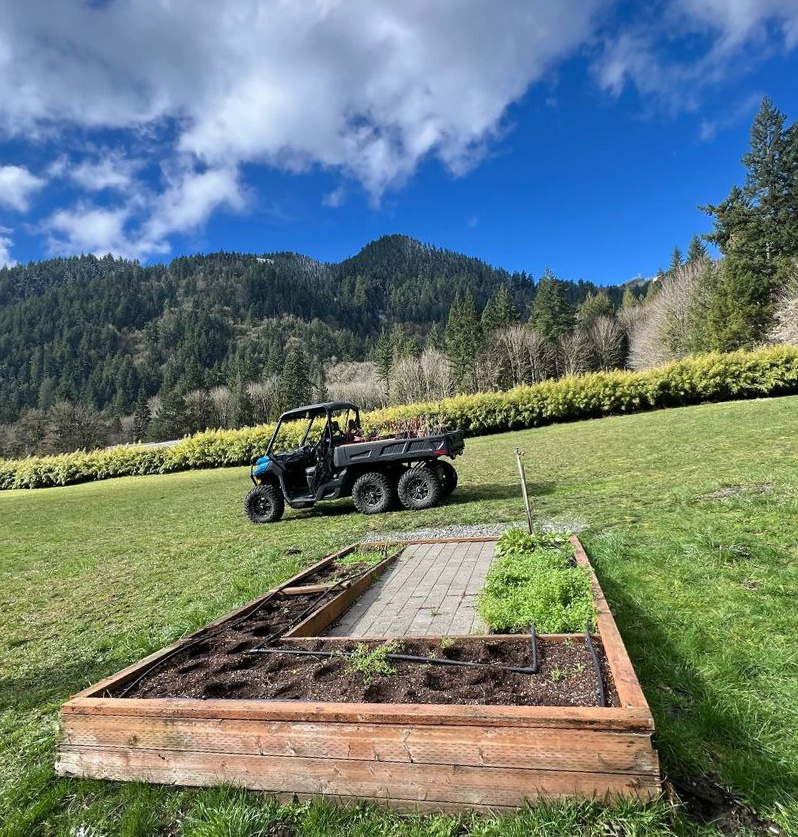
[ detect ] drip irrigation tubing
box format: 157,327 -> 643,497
115,549 -> 392,698
248,629 -> 540,676
584,622 -> 606,708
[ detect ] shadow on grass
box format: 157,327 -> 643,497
288,481 -> 556,522
592,563 -> 795,833
0,656 -> 129,714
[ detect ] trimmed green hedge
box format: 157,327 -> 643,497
2,346 -> 797,490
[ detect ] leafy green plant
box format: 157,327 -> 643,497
340,641 -> 400,685
478,529 -> 596,634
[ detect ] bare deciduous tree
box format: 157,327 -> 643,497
496,326 -> 554,387
557,329 -> 593,376
47,401 -> 107,453
247,376 -> 283,422
589,315 -> 626,371
208,386 -> 234,428
392,349 -> 452,405
769,264 -> 798,346
326,361 -> 382,410
627,260 -> 718,370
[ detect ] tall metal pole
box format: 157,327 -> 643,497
515,447 -> 534,534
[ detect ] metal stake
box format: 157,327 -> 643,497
515,447 -> 534,534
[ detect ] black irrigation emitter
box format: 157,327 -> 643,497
584,622 -> 606,708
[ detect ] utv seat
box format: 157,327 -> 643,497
305,465 -> 317,489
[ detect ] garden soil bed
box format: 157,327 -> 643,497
57,536 -> 660,811
121,636 -> 620,707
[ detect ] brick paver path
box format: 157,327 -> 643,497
328,540 -> 496,637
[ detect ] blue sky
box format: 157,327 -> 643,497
1,1 -> 797,285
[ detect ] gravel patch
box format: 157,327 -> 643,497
361,520 -> 587,543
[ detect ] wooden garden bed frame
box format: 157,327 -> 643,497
56,536 -> 660,812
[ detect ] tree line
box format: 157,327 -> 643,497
2,97 -> 795,458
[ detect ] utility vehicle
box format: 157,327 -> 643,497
244,401 -> 464,523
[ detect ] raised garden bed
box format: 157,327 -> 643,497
56,536 -> 660,812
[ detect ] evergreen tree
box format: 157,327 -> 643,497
132,392 -> 151,441
494,283 -> 518,328
703,97 -> 798,348
687,235 -> 707,264
373,329 -> 394,393
445,290 -> 482,393
577,292 -> 613,326
621,288 -> 638,309
280,344 -> 313,408
147,389 -> 186,441
482,284 -> 518,332
669,247 -> 684,273
531,270 -> 574,341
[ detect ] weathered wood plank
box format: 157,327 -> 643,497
285,549 -> 401,638
61,696 -> 655,731
571,537 -> 650,711
60,715 -> 658,775
56,748 -> 659,804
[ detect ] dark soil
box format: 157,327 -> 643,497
121,635 -> 618,707
299,560 -> 374,585
667,776 -> 782,836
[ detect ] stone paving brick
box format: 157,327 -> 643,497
327,539 -> 496,637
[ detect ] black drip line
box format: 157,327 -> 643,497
584,622 -> 606,708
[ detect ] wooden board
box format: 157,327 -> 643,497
57,537 -> 661,809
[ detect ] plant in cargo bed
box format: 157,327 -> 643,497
338,641 -> 400,685
477,529 -> 596,634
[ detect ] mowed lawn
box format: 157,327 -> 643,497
1,396 -> 797,837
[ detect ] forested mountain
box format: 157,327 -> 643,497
0,235 -> 635,426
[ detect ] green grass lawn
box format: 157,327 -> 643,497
1,396 -> 797,837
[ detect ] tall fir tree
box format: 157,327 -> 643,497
373,329 -> 394,396
669,247 -> 684,273
703,97 -> 798,348
280,344 -> 313,409
686,235 -> 708,264
531,270 -> 574,340
577,292 -> 613,326
445,290 -> 482,393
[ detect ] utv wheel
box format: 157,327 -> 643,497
397,464 -> 443,511
352,471 -> 395,515
244,483 -> 285,524
435,460 -> 458,497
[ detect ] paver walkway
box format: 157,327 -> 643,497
328,540 -> 496,637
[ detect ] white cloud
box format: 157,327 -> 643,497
323,186 -> 346,208
0,1 -> 601,203
2,1 -> 798,259
144,166 -> 245,242
46,203 -> 145,260
43,165 -> 244,259
0,226 -> 15,267
673,0 -> 798,51
595,1 -> 798,107
68,153 -> 139,193
0,165 -> 45,212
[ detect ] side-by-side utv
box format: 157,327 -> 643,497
244,401 -> 464,523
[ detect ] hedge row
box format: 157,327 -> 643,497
2,346 -> 797,490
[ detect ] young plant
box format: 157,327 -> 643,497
341,641 -> 400,685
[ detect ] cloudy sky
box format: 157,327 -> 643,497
1,0 -> 797,282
